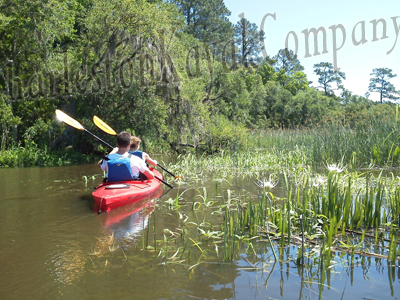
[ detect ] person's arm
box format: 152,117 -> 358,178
99,158 -> 108,172
98,148 -> 117,169
143,152 -> 158,167
142,168 -> 154,179
131,155 -> 154,179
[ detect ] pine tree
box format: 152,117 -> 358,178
313,62 -> 346,96
234,18 -> 265,67
171,0 -> 233,43
368,68 -> 399,103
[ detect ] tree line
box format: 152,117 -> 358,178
0,0 -> 399,156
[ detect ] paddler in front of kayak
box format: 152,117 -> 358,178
128,136 -> 158,167
98,131 -> 154,182
108,135 -> 158,168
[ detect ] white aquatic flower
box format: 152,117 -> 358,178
312,176 -> 327,187
325,162 -> 347,173
255,175 -> 278,189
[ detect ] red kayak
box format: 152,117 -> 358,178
92,169 -> 163,212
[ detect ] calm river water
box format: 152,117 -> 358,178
0,163 -> 399,299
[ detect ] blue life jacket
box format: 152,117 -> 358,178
106,153 -> 136,182
129,150 -> 143,160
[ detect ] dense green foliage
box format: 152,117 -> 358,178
0,0 -> 399,167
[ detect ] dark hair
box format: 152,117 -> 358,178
116,131 -> 132,147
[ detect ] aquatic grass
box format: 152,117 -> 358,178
223,169 -> 397,263
193,187 -> 214,208
387,225 -> 399,265
165,188 -> 191,210
139,147 -> 400,291
339,231 -> 365,267
82,174 -> 98,188
197,228 -> 222,240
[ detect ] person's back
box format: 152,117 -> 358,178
129,136 -> 158,167
106,152 -> 142,181
98,132 -> 154,182
129,149 -> 143,160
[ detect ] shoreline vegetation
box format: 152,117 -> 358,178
0,141 -> 96,167
2,107 -> 400,169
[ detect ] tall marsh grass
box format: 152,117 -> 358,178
245,116 -> 400,168
168,116 -> 400,186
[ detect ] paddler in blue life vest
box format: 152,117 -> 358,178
129,136 -> 158,167
98,131 -> 154,182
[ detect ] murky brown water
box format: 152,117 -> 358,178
0,163 -> 399,299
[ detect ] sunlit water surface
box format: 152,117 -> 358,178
0,163 -> 399,299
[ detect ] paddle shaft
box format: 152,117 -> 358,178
84,129 -> 114,149
157,163 -> 178,178
154,175 -> 173,189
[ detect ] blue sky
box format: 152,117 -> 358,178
225,0 -> 400,101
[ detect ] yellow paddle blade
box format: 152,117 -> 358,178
55,109 -> 85,130
93,115 -> 117,135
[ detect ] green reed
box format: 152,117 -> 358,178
388,226 -> 399,265
143,149 -> 400,279
259,169 -> 396,264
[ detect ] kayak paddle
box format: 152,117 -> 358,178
55,109 -> 173,189
55,110 -> 114,148
92,115 -> 183,180
93,115 -> 117,135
